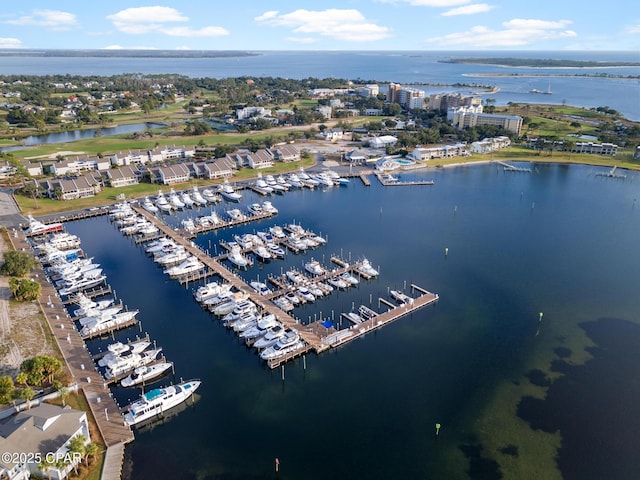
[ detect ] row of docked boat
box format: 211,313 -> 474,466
142,236 -> 206,277
191,281 -> 307,361
108,202 -> 159,237
146,186 -> 221,214
253,168 -> 349,194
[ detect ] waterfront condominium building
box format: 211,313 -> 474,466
448,106 -> 523,135
387,83 -> 425,110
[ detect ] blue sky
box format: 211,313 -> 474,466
0,1 -> 638,51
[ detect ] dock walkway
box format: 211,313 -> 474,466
9,228 -> 134,477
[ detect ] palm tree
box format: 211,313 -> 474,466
85,443 -> 100,465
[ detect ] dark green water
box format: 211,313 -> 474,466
65,163 -> 640,479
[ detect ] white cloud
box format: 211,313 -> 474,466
442,3 -> 494,16
5,9 -> 77,31
254,11 -> 279,22
626,24 -> 640,34
0,37 -> 23,49
107,6 -> 227,37
377,0 -> 471,7
255,9 -> 392,42
426,18 -> 576,48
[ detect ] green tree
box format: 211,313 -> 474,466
0,250 -> 37,277
0,375 -> 14,403
38,456 -> 56,480
68,434 -> 87,474
85,442 -> 100,465
8,277 -> 41,301
19,386 -> 35,409
20,355 -> 61,386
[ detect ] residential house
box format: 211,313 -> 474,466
42,173 -> 102,200
470,136 -> 512,154
369,135 -> 398,149
0,403 -> 90,480
112,149 -> 150,166
247,149 -> 274,169
148,145 -> 195,163
410,143 -> 469,161
270,144 -> 300,163
155,164 -> 191,185
193,157 -> 236,179
23,161 -> 43,177
320,129 -> 343,142
105,165 -> 140,187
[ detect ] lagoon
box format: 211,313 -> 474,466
64,162 -> 640,479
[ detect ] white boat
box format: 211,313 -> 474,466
240,314 -> 279,339
358,305 -> 378,320
222,300 -> 258,323
168,189 -> 185,209
97,339 -> 152,367
313,172 -> 334,187
284,291 -> 300,305
155,247 -> 189,266
272,296 -> 294,312
23,215 -> 63,236
277,176 -> 292,189
307,284 -> 324,298
317,280 -> 334,292
121,362 -> 173,388
58,275 -> 107,296
145,237 -> 174,254
340,272 -> 360,285
43,232 -> 81,250
357,258 -> 379,277
227,208 -> 246,221
210,297 -> 243,316
327,277 -> 348,290
229,312 -> 259,332
164,256 -> 204,277
304,260 -> 325,276
123,379 -> 201,426
260,332 -> 304,360
227,246 -> 249,268
255,175 -> 274,195
266,243 -> 286,258
250,281 -> 272,296
287,173 -> 304,188
253,325 -> 287,349
194,282 -> 228,303
80,310 -> 139,337
296,287 -> 315,303
390,290 -> 414,305
298,169 -> 319,186
181,191 -> 195,208
345,312 -> 363,324
142,197 -> 159,213
71,293 -> 114,317
202,189 -> 220,203
269,225 -> 286,239
220,183 -> 242,202
286,270 -> 305,285
77,305 -> 123,327
252,245 -> 272,262
105,347 -> 163,379
262,201 -> 278,214
190,187 -> 206,205
247,203 -> 263,216
155,191 -> 173,212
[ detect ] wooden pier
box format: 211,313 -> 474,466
9,228 -> 135,458
495,160 -> 532,173
595,165 -> 627,179
374,173 -> 435,186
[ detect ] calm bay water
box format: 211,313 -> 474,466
64,163 -> 640,479
0,51 -> 638,120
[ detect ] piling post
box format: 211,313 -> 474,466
435,423 -> 441,436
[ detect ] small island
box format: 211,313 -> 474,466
440,57 -> 640,68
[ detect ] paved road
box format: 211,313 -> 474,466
0,188 -> 25,228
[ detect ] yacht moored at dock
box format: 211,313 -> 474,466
123,379 -> 201,426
